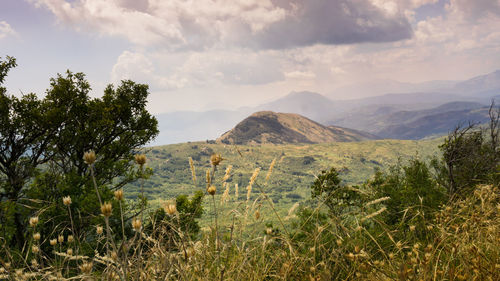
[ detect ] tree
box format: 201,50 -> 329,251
310,167 -> 363,216
0,56 -> 62,248
0,57 -> 159,250
371,159 -> 446,226
435,102 -> 500,194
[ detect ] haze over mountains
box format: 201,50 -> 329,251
152,69 -> 500,146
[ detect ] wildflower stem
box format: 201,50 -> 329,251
90,164 -> 102,206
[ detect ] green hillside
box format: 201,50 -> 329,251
127,138 -> 442,226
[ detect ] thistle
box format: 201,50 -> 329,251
210,153 -> 223,166
132,218 -> 142,231
114,189 -> 124,201
62,196 -> 72,206
135,154 -> 147,166
207,185 -> 216,196
165,203 -> 177,215
96,225 -> 103,235
101,202 -> 112,217
83,150 -> 96,165
29,216 -> 39,227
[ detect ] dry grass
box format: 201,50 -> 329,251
0,153 -> 498,281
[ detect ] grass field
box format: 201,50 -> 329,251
126,138 -> 442,227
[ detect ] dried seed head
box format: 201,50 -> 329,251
62,196 -> 72,206
135,154 -> 147,166
249,168 -> 260,186
33,232 -> 41,241
101,202 -> 112,217
222,165 -> 232,181
58,235 -> 64,243
132,218 -> 142,231
189,157 -> 196,183
96,225 -> 103,235
29,216 -> 39,227
66,248 -> 73,256
83,150 -> 96,165
31,259 -> 38,268
265,158 -> 276,183
210,153 -> 223,166
206,169 -> 211,186
336,239 -> 342,246
79,262 -> 93,274
67,235 -> 74,243
409,225 -> 416,231
114,189 -> 124,201
186,247 -> 195,257
31,245 -> 39,254
207,185 -> 216,196
165,204 -> 177,216
255,210 -> 261,220
50,239 -> 57,246
266,228 -> 273,235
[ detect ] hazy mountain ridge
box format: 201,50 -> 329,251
216,111 -> 378,145
152,69 -> 500,145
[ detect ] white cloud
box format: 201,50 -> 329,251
0,21 -> 16,39
111,51 -> 187,90
32,0 -> 412,50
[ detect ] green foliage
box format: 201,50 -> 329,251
146,191 -> 204,239
310,167 -> 363,215
0,57 -> 158,251
370,159 -> 446,227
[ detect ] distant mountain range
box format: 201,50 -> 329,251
216,111 -> 377,145
151,69 -> 500,145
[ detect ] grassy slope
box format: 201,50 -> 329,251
125,138 -> 442,227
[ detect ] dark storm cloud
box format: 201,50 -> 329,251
253,0 -> 413,49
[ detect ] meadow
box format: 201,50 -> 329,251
128,138 -> 441,227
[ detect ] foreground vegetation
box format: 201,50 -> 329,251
1,56 -> 499,280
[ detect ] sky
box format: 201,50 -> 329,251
1,0 -> 500,114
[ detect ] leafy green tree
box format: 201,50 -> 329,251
0,56 -> 63,248
0,57 -> 159,250
310,167 -> 363,215
370,159 -> 446,226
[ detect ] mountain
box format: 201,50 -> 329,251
152,69 -> 500,146
377,107 -> 491,139
216,111 -> 378,145
328,79 -> 458,99
448,69 -> 500,97
329,101 -> 487,134
257,91 -> 339,123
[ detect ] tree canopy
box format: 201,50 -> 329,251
0,56 -> 159,250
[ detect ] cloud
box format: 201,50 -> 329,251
253,0 -> 413,49
450,0 -> 500,20
111,51 -> 187,90
32,0 -> 413,50
0,21 -> 16,39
